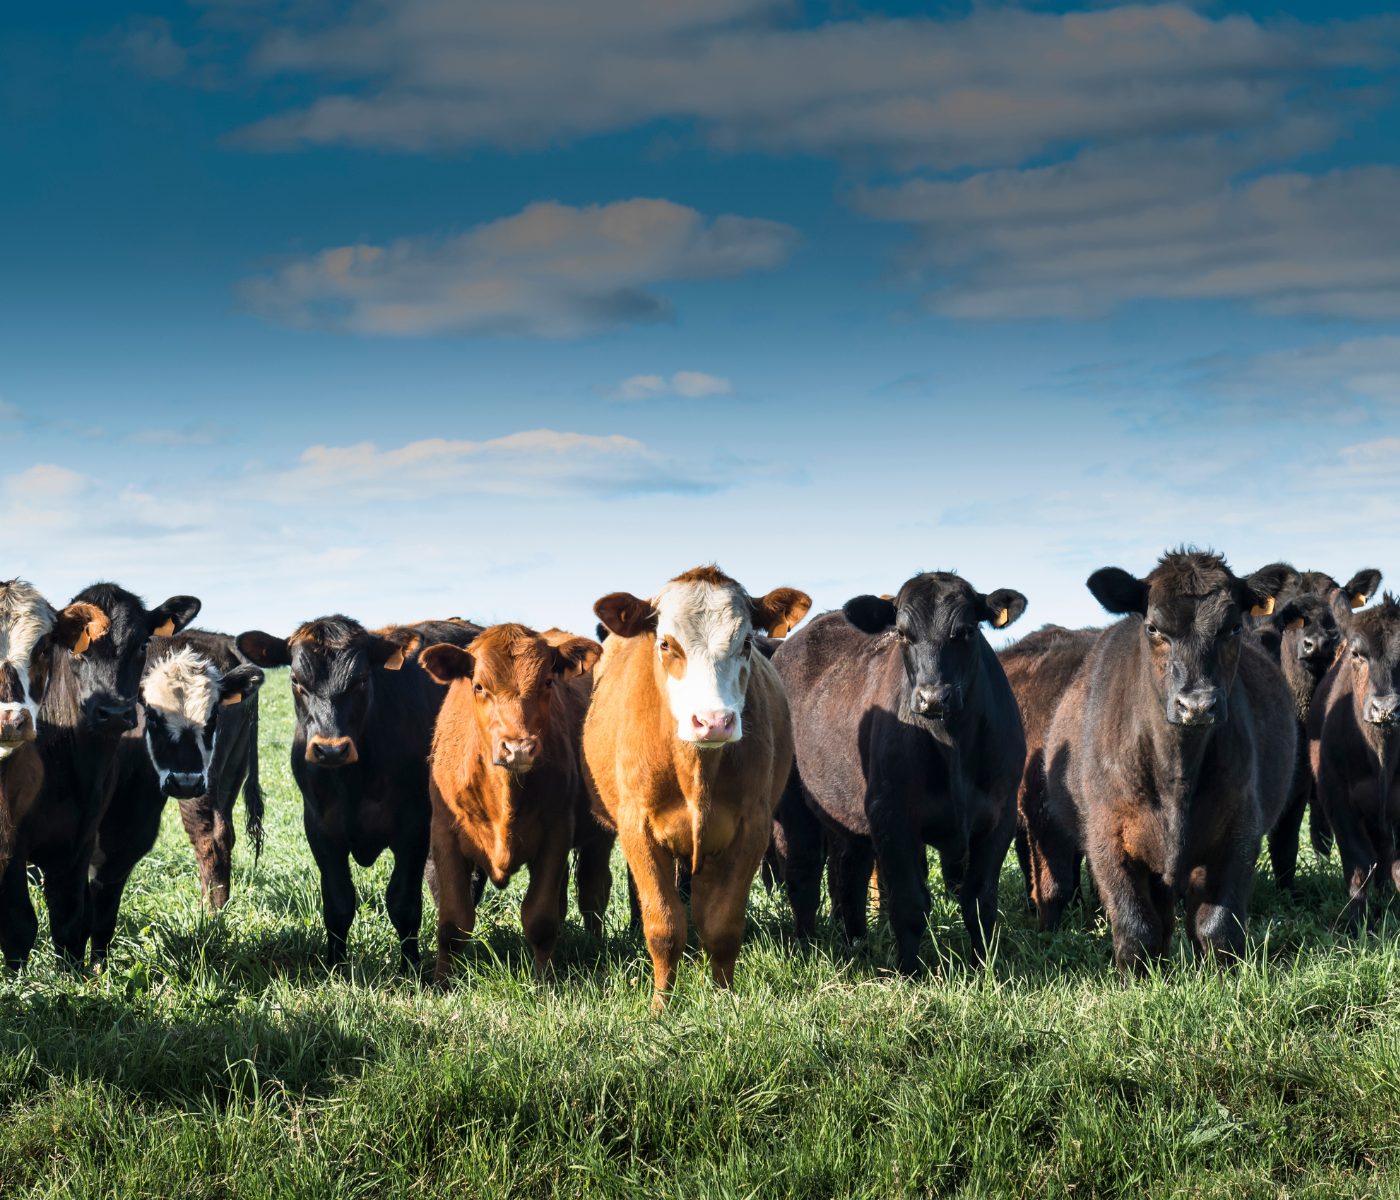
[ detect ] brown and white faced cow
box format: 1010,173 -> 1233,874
0,580 -> 109,875
584,565 -> 810,1010
0,580 -> 108,756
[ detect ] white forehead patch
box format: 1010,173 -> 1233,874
0,580 -> 57,675
654,581 -> 750,656
143,645 -> 222,731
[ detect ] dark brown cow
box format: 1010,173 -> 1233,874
1309,593 -> 1400,931
583,565 -> 810,1011
1033,551 -> 1294,972
421,624 -> 609,981
997,624 -> 1098,909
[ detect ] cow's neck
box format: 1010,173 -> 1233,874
1279,652 -> 1319,724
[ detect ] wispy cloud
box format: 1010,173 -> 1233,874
241,198 -> 798,338
612,371 -> 733,401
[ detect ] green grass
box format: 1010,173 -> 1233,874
4,675 -> 1400,1197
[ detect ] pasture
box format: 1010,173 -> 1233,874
2,674 -> 1399,1198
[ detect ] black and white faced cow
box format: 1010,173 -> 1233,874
84,632 -> 265,965
0,583 -> 200,970
237,616 -> 479,972
0,580 -> 109,879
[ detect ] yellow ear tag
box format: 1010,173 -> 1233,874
1351,593 -> 1369,610
221,692 -> 244,707
153,620 -> 176,637
383,647 -> 407,671
1249,597 -> 1276,618
1285,618 -> 1305,632
993,607 -> 1010,628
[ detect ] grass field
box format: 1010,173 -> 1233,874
3,675 -> 1400,1197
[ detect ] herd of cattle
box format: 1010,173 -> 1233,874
1,552 -> 1397,1008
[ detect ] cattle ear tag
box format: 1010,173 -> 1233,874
1286,618 -> 1306,632
221,692 -> 244,707
153,619 -> 176,637
992,607 -> 1011,629
383,647 -> 407,671
1351,593 -> 1369,610
71,630 -> 93,656
1249,597 -> 1276,618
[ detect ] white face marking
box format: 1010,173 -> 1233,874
0,580 -> 57,738
142,646 -> 222,788
653,579 -> 753,745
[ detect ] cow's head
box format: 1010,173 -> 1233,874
1271,594 -> 1342,685
237,616 -> 414,767
1331,591 -> 1400,729
420,624 -> 600,775
61,583 -> 201,736
1088,550 -> 1281,728
141,642 -> 264,799
595,565 -> 811,748
0,580 -> 111,755
843,572 -> 1027,722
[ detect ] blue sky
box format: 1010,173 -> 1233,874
3,0 -> 1398,638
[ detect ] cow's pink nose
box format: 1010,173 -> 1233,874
691,710 -> 737,742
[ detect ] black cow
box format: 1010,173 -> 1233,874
774,571 -> 1027,973
84,631 -> 265,967
238,616 -> 479,972
1,583 -> 200,969
1032,551 -> 1294,972
1308,593 -> 1400,931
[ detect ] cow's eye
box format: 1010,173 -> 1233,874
658,638 -> 670,654
1227,623 -> 1242,638
473,683 -> 485,696
1144,623 -> 1165,640
544,677 -> 556,689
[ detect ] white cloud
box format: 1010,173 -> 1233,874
112,17 -> 189,79
241,198 -> 798,338
267,428 -> 728,500
614,371 -> 733,401
5,464 -> 88,501
230,3 -> 1391,172
1191,336 -> 1400,415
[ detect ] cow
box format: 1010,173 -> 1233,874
82,632 -> 266,967
1308,593 -> 1400,931
997,624 -> 1098,910
2,583 -> 201,969
582,565 -> 810,1011
1242,563 -> 1382,880
0,581 -> 109,884
420,623 -> 609,982
775,571 -> 1027,974
237,615 -> 479,972
1032,550 -> 1294,972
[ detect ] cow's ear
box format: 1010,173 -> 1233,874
219,664 -> 265,707
594,592 -> 657,638
1343,568 -> 1382,610
1087,568 -> 1148,616
981,589 -> 1027,629
752,587 -> 812,638
552,636 -> 602,678
1240,564 -> 1295,618
419,643 -> 473,685
149,596 -> 201,638
371,630 -> 419,671
53,603 -> 110,656
843,595 -> 897,634
237,631 -> 292,668
1272,601 -> 1307,634
1328,588 -> 1356,629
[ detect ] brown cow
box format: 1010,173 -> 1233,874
583,565 -> 810,1011
997,625 -> 1098,909
421,623 -> 608,981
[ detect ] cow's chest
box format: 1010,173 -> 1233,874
315,781 -> 398,862
648,792 -> 741,862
